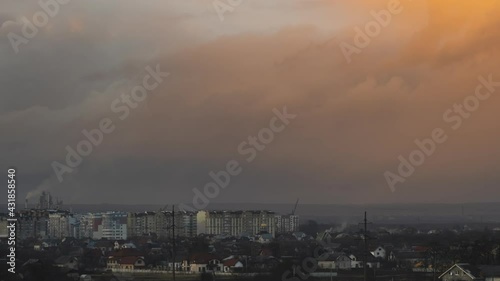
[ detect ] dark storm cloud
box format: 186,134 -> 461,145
1,0 -> 500,205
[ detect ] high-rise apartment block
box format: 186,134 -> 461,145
127,210 -> 197,238
100,212 -> 128,240
48,211 -> 72,239
197,210 -> 276,237
14,206 -> 297,240
275,214 -> 300,234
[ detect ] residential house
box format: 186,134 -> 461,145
189,253 -> 222,273
440,264 -> 500,281
106,248 -> 145,270
349,252 -> 380,269
54,255 -> 80,270
107,256 -> 146,270
118,257 -> 146,270
318,253 -> 352,270
371,246 -> 387,260
113,240 -> 136,249
390,251 -> 428,269
222,257 -> 244,272
293,232 -> 307,241
166,255 -> 187,272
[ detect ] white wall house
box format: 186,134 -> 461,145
371,246 -> 387,260
318,253 -> 352,270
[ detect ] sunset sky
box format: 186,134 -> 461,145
1,0 -> 500,205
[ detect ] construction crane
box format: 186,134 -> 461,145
292,198 -> 299,215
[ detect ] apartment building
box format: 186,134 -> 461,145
14,208 -> 294,240
100,212 -> 128,240
127,211 -> 156,237
48,211 -> 71,239
79,212 -> 127,239
128,210 -> 197,238
199,210 -> 276,237
179,211 -> 197,237
79,213 -> 102,239
17,209 -> 50,240
275,214 -> 300,234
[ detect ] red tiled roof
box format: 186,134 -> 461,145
412,246 -> 431,252
190,253 -> 218,264
119,257 -> 143,265
223,258 -> 239,267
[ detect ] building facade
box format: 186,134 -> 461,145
275,214 -> 300,233
17,209 -> 50,240
127,210 -> 197,238
79,213 -> 102,239
100,212 -> 128,240
48,211 -> 71,239
199,210 -> 276,237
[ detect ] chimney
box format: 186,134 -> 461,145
25,198 -> 28,209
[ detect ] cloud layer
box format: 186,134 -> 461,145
2,0 -> 500,205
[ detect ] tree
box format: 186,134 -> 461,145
302,220 -> 319,237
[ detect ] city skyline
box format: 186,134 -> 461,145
3,1 -> 500,280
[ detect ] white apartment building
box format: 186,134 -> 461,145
179,211 -> 197,237
99,212 -> 128,240
79,212 -> 127,239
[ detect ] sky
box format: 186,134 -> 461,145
1,0 -> 500,206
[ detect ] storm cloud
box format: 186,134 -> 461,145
1,0 -> 500,205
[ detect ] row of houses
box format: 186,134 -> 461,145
53,242 -> 500,281
51,247 -> 248,273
